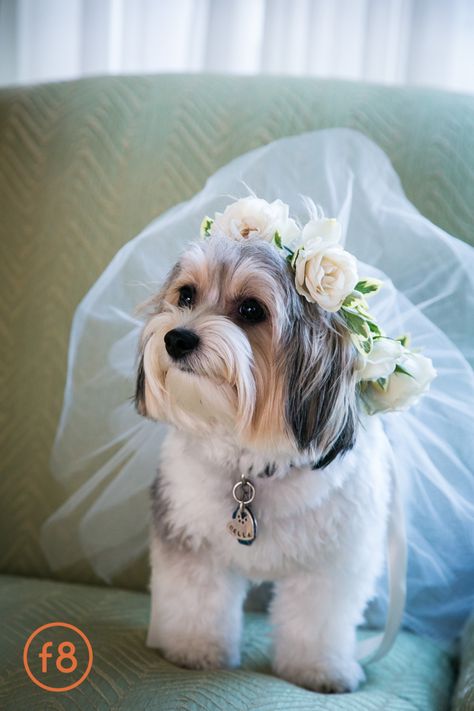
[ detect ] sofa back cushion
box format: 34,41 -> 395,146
1,74 -> 473,589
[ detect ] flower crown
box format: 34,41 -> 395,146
200,196 -> 436,415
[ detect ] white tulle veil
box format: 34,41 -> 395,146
42,129 -> 474,647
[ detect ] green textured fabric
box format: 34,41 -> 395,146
452,612 -> 474,710
1,75 -> 474,590
0,574 -> 455,710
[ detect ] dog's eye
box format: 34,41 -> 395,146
178,285 -> 196,308
238,298 -> 266,323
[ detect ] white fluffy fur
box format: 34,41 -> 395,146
147,417 -> 391,692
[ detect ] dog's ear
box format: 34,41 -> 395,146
133,260 -> 181,419
134,351 -> 147,416
284,309 -> 357,465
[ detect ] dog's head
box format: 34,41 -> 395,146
135,236 -> 357,465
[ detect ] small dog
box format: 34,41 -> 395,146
136,234 -> 391,693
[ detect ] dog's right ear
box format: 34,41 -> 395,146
135,350 -> 147,416
133,260 -> 182,419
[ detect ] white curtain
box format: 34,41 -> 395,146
1,0 -> 473,93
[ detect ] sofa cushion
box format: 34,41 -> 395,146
0,574 -> 455,710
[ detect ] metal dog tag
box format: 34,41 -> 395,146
227,504 -> 257,545
227,475 -> 257,545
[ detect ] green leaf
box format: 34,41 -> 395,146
355,302 -> 372,319
341,305 -> 361,317
273,231 -> 283,249
367,320 -> 382,336
350,331 -> 373,355
355,278 -> 383,295
200,216 -> 213,238
290,246 -> 301,268
360,337 -> 373,354
342,309 -> 370,338
342,294 -> 358,309
396,334 -> 410,347
376,377 -> 389,391
394,363 -> 414,378
344,293 -> 373,319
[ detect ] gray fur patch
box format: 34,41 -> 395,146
134,353 -> 146,415
257,462 -> 277,478
150,473 -> 193,550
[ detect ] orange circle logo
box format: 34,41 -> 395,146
23,622 -> 93,692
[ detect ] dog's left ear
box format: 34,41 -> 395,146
284,309 -> 357,466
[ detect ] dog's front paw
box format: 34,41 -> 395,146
161,638 -> 239,671
274,657 -> 365,693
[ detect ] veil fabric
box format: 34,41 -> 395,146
42,129 -> 474,647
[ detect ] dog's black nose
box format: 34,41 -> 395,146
164,328 -> 200,360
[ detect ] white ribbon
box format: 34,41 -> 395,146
356,460 -> 407,663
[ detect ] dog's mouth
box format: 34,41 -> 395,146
172,361 -> 195,375
168,356 -> 217,381
170,361 -> 229,387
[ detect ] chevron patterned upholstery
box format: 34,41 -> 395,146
1,75 -> 473,590
0,75 -> 472,709
0,575 -> 455,710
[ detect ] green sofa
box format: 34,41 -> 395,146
0,74 -> 473,710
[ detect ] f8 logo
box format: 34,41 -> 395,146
24,623 -> 93,692
39,641 -> 78,673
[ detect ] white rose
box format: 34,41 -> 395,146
300,217 -> 342,249
210,197 -> 299,243
361,350 -> 437,415
356,337 -> 404,382
294,238 -> 358,312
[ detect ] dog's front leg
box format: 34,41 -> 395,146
271,571 -> 365,693
147,535 -> 247,669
